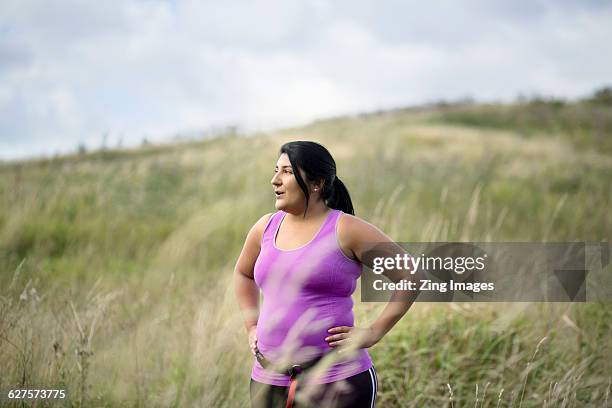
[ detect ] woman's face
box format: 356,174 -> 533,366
271,153 -> 310,212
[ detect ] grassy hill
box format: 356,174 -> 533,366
0,94 -> 611,407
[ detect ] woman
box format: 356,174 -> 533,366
234,141 -> 417,407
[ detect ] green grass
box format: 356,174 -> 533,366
0,99 -> 611,407
427,88 -> 612,155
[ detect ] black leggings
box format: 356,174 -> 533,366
250,366 -> 378,408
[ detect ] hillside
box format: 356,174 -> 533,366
0,97 -> 611,406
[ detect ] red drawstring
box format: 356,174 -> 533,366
255,348 -> 323,408
285,376 -> 298,408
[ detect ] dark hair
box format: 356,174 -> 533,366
279,141 -> 354,217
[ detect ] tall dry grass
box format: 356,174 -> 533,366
0,106 -> 611,406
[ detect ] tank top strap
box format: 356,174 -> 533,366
316,209 -> 342,240
261,211 -> 284,246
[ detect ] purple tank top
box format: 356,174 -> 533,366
251,209 -> 373,386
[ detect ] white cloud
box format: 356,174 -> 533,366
1,0 -> 611,160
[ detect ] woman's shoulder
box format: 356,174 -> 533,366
336,212 -> 372,234
337,212 -> 393,249
250,211 -> 280,241
254,212 -> 276,231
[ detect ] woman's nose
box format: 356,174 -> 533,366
271,173 -> 281,185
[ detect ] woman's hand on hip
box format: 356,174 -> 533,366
325,326 -> 382,351
248,326 -> 258,356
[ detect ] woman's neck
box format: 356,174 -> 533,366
284,201 -> 331,223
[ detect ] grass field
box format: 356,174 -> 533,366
0,94 -> 611,407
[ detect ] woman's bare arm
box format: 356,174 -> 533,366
331,214 -> 420,347
233,213 -> 273,335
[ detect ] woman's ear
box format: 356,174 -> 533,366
313,180 -> 324,192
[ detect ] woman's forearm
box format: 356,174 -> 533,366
367,252 -> 423,343
234,270 -> 260,332
369,289 -> 418,341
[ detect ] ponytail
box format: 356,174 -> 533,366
325,175 -> 354,215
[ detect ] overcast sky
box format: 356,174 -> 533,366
1,0 -> 611,160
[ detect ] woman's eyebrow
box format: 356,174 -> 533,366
275,165 -> 292,169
